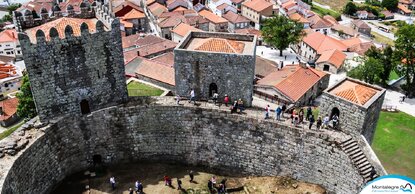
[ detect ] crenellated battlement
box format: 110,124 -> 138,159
13,1 -> 115,32
17,2 -> 127,122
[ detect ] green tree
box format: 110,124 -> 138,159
395,23 -> 415,97
379,46 -> 394,85
16,74 -> 36,119
348,57 -> 383,84
7,3 -> 21,15
261,15 -> 304,56
344,2 -> 358,15
381,0 -> 398,10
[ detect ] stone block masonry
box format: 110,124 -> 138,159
0,102 -> 382,194
18,19 -> 128,122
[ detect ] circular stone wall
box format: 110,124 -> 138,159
1,105 -> 364,194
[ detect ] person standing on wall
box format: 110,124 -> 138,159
189,89 -> 195,104
265,105 -> 270,119
189,170 -> 194,183
309,115 -> 315,130
275,106 -> 282,121
109,176 -> 116,190
224,94 -> 229,107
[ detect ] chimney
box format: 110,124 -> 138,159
137,51 -> 140,56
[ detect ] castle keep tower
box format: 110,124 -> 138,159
174,32 -> 256,106
17,4 -> 128,122
319,78 -> 386,144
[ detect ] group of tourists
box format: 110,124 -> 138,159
264,105 -> 340,130
109,170 -> 228,194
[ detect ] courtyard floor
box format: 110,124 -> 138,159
52,162 -> 326,194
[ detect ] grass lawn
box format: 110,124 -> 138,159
372,111 -> 415,179
371,31 -> 395,46
313,0 -> 348,12
127,81 -> 164,96
311,5 -> 341,20
388,70 -> 400,81
0,120 -> 25,140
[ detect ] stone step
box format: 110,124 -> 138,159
346,147 -> 361,155
357,161 -> 371,169
359,164 -> 372,173
352,154 -> 366,162
350,151 -> 364,159
343,142 -> 358,151
355,158 -> 369,167
340,138 -> 353,146
361,166 -> 373,175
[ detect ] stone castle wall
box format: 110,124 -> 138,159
1,103 -> 369,194
18,19 -> 128,122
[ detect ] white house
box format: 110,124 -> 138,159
207,0 -> 233,16
0,29 -> 22,60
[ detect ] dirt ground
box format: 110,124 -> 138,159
52,162 -> 326,194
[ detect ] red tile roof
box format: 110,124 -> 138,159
329,79 -> 379,105
124,38 -> 177,57
122,34 -> 166,49
289,13 -> 309,23
158,15 -> 186,28
316,49 -> 346,68
0,29 -> 18,43
223,11 -> 250,24
199,10 -> 228,24
243,0 -> 273,12
0,63 -> 18,79
25,17 -> 98,42
195,38 -> 245,53
255,56 -> 278,77
257,65 -> 327,102
235,28 -> 262,37
217,3 -> 231,11
149,2 -> 168,17
123,8 -> 146,19
331,24 -> 358,37
0,98 -> 19,121
398,4 -> 412,13
171,22 -> 201,37
302,32 -> 347,54
135,57 -> 175,86
151,52 -> 175,67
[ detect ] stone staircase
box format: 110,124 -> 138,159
340,138 -> 379,182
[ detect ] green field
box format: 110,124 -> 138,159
372,31 -> 395,46
311,4 -> 342,20
127,81 -> 164,96
0,120 -> 25,140
372,111 -> 415,178
313,0 -> 348,12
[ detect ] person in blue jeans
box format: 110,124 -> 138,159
275,106 -> 282,121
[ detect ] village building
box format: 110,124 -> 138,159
207,0 -> 233,16
171,22 -> 201,43
128,57 -> 175,90
230,0 -> 244,13
0,29 -> 22,59
289,12 -> 310,28
119,8 -> 147,35
199,10 -> 229,32
331,24 -> 358,39
351,19 -> 371,36
0,97 -> 19,127
222,10 -> 250,32
241,0 -> 274,29
123,35 -> 177,60
148,2 -> 168,21
255,64 -> 330,106
216,3 -> 237,16
397,4 -> 412,15
298,31 -> 347,61
315,49 -> 346,74
235,28 -> 263,45
0,62 -> 22,99
307,14 -> 332,34
380,10 -> 394,20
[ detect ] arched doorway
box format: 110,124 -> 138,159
209,83 -> 218,97
330,107 -> 340,119
80,99 -> 90,114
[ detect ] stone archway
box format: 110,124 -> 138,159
80,99 -> 90,114
209,83 -> 218,97
330,107 -> 340,119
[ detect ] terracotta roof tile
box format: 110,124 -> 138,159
123,9 -> 146,19
0,98 -> 19,121
195,38 -> 245,53
398,4 -> 412,13
172,6 -> 188,11
255,56 -> 278,77
235,28 -> 262,37
135,57 -> 175,85
223,11 -> 250,24
121,19 -> 134,28
331,24 -> 358,37
341,37 -> 362,48
302,32 -> 347,54
114,0 -> 144,15
329,80 -> 379,105
0,29 -> 18,43
258,65 -> 327,102
351,19 -> 370,29
149,3 -> 168,17
217,3 -> 231,11
316,49 -> 346,68
275,66 -> 326,101
199,10 -> 228,24
289,13 -> 309,23
124,38 -> 177,57
171,22 -> 201,37
231,0 -> 244,4
348,42 -> 375,56
151,52 -> 175,67
0,63 -> 18,79
243,0 -> 273,12
308,15 -> 332,29
25,17 -> 97,42
158,15 -> 186,28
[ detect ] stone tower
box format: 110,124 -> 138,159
319,78 -> 386,144
17,4 -> 128,122
174,32 -> 257,106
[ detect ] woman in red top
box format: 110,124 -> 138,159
224,94 -> 229,106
